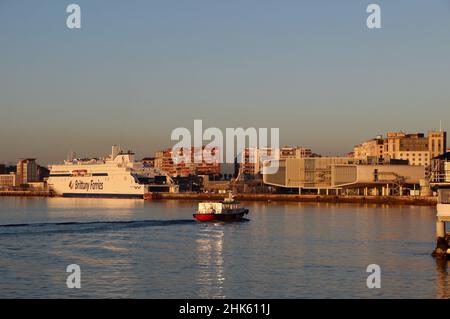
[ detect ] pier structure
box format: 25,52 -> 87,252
433,187 -> 450,258
430,153 -> 450,257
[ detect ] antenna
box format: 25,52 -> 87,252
440,120 -> 442,132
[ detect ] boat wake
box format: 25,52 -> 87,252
0,219 -> 196,236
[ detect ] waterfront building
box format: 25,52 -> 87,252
16,158 -> 39,185
263,157 -> 356,193
240,146 -> 312,175
240,147 -> 273,175
0,164 -> 5,174
430,160 -> 450,258
27,181 -> 46,189
430,152 -> 450,183
263,157 -> 425,196
444,162 -> 450,183
447,162 -> 450,182
141,157 -> 155,167
279,147 -> 312,159
155,147 -> 220,177
353,135 -> 384,159
354,131 -> 447,166
429,131 -> 447,158
0,173 -> 17,188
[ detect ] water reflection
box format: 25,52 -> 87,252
45,197 -> 144,220
0,198 -> 444,298
195,225 -> 226,298
435,258 -> 450,299
46,197 -> 144,209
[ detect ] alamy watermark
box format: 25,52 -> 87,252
66,4 -> 81,29
367,4 -> 382,29
171,120 -> 280,174
65,4 -> 382,31
366,264 -> 381,289
66,264 -> 81,289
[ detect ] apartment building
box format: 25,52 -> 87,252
16,158 -> 39,185
155,147 -> 220,177
0,173 -> 16,188
354,131 -> 446,166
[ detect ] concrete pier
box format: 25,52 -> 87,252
0,190 -> 439,207
432,188 -> 450,258
151,193 -> 437,206
433,219 -> 449,258
436,220 -> 446,238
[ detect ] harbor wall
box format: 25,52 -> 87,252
0,190 -> 54,197
151,193 -> 437,206
0,190 -> 437,206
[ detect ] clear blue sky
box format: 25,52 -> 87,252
1,0 -> 450,165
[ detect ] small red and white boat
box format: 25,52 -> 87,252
194,193 -> 249,222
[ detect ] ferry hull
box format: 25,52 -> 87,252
193,209 -> 249,222
62,193 -> 144,199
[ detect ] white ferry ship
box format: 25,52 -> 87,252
47,145 -> 176,198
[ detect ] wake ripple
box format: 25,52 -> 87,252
0,219 -> 196,236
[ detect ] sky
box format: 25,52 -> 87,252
1,0 -> 450,165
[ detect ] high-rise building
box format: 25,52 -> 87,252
16,159 -> 39,185
429,131 -> 447,159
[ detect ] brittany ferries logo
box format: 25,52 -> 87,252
69,180 -> 104,191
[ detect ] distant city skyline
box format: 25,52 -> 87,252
1,127 -> 447,167
1,1 -> 450,165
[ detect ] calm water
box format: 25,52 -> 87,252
0,197 -> 448,299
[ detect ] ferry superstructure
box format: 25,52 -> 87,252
47,146 -> 176,198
